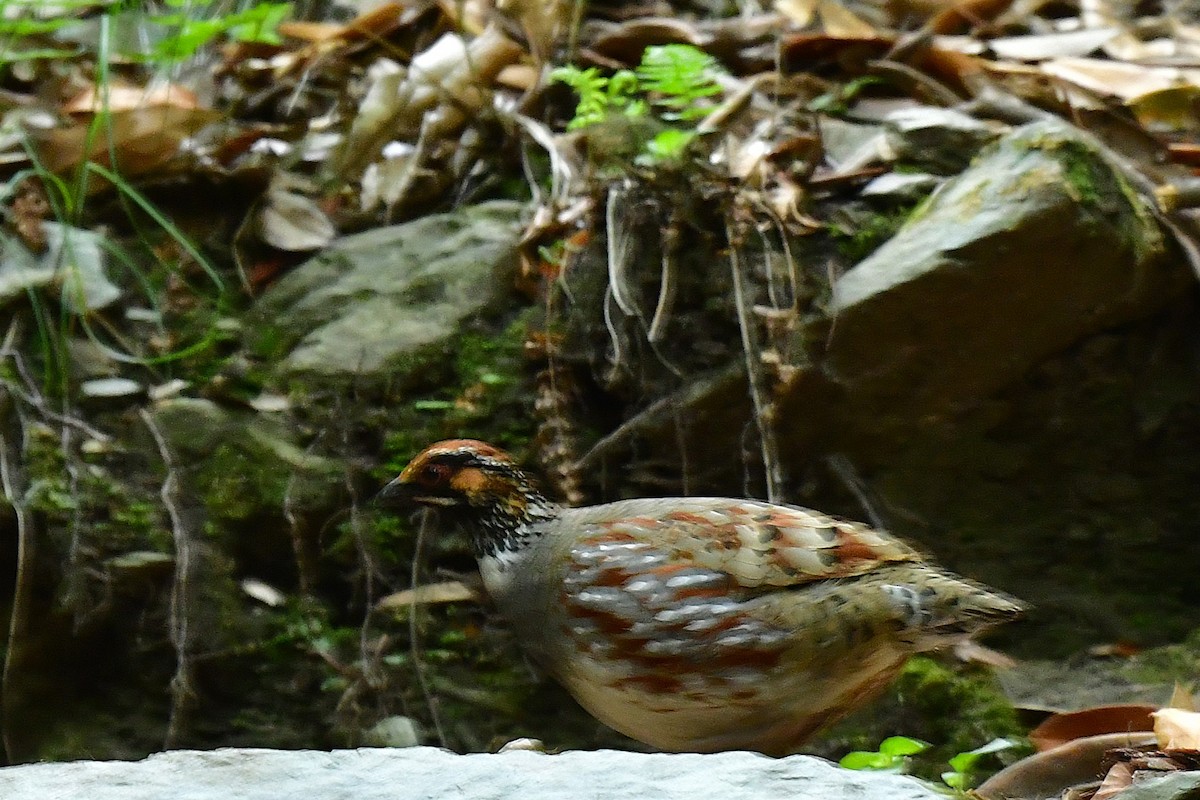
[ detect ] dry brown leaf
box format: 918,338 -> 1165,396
376,580 -> 480,610
928,0 -> 1014,34
497,0 -> 570,61
1167,684 -> 1197,711
987,28 -> 1119,61
335,26 -> 522,178
977,732 -> 1158,800
259,184 -> 336,252
1167,142 -> 1200,167
275,20 -> 343,41
1153,708 -> 1200,749
30,106 -> 221,176
62,81 -> 199,114
436,0 -> 491,35
780,34 -> 893,72
818,0 -> 877,37
496,63 -> 538,91
775,0 -> 818,27
11,179 -> 49,253
1029,705 -> 1157,752
1090,760 -> 1134,800
588,18 -> 706,65
278,2 -> 405,43
1041,57 -> 1200,102
978,59 -> 1107,112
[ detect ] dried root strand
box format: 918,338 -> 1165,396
528,333 -> 585,507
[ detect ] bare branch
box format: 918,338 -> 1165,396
138,408 -> 198,749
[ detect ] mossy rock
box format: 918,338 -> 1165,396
248,201 -> 528,392
810,119 -> 1184,434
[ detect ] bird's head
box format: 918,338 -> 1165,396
376,439 -> 556,554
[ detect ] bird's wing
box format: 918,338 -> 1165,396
560,497 -> 922,589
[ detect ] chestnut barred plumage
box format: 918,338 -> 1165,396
378,439 -> 1023,754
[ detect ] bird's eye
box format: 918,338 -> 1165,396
417,463 -> 450,487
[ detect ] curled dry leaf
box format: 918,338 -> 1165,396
1090,759 -> 1134,800
976,733 -> 1158,800
334,25 -> 522,179
1153,708 -> 1200,750
276,1 -> 405,44
241,578 -> 287,607
62,81 -> 199,114
1029,705 -> 1157,752
376,580 -> 481,611
259,184 -> 336,252
29,105 -> 221,177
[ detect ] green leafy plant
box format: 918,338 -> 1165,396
551,43 -> 724,162
634,44 -> 722,120
839,735 -> 930,772
549,66 -> 641,129
841,736 -> 1020,793
640,128 -> 696,164
940,737 -> 1019,791
808,75 -> 886,114
0,0 -> 292,66
145,0 -> 293,63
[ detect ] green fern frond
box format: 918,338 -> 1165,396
551,66 -> 643,129
635,44 -> 722,120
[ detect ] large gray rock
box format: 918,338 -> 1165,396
0,747 -> 946,800
251,200 -> 526,384
820,119 -> 1185,424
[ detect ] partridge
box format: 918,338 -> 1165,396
377,439 -> 1024,755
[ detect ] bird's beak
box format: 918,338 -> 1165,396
373,476 -> 415,507
373,477 -> 459,508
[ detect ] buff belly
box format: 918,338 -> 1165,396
553,641 -> 909,754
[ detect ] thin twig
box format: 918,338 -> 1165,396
601,287 -> 626,377
0,384 -> 31,765
647,213 -> 679,343
409,511 -> 448,747
726,217 -> 786,502
282,437 -> 325,598
139,408 -> 197,749
605,182 -> 638,318
61,421 -> 94,631
342,464 -> 386,695
0,343 -> 110,443
868,57 -> 963,106
825,453 -> 887,530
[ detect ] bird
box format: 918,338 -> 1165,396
376,438 -> 1024,755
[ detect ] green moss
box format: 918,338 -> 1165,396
1055,140 -> 1106,208
815,655 -> 1029,784
24,422 -> 171,557
378,313 -> 538,478
891,657 -> 1028,776
197,442 -> 289,522
830,205 -> 918,263
1127,628 -> 1200,685
246,322 -> 290,363
1043,136 -> 1162,263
